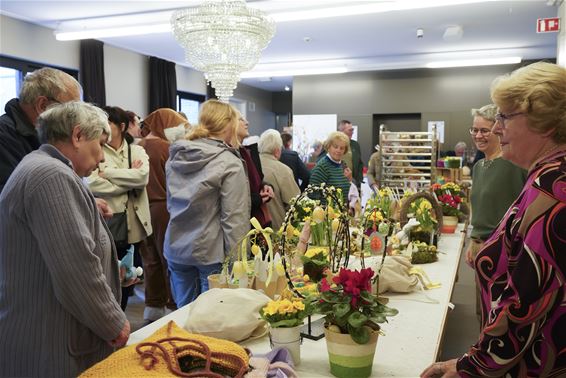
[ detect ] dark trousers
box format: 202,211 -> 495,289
139,201 -> 176,310
116,242 -> 142,311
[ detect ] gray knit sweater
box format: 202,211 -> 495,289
0,144 -> 126,377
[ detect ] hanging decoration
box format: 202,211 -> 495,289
171,0 -> 275,102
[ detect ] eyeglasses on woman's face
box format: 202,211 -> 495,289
469,127 -> 492,136
494,111 -> 526,129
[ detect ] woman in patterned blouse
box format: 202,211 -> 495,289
422,62 -> 566,377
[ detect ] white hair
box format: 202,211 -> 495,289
258,129 -> 283,155
38,102 -> 110,144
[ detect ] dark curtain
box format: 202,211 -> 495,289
149,57 -> 177,112
80,39 -> 106,106
206,82 -> 217,100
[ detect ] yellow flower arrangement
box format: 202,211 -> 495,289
260,298 -> 311,328
304,246 -> 329,259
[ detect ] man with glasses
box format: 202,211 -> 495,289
465,104 -> 526,318
0,67 -> 81,194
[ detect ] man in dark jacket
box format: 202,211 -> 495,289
280,132 -> 310,191
338,120 -> 364,190
0,67 -> 81,193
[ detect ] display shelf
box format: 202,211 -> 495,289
378,124 -> 438,190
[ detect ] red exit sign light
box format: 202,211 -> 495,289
537,17 -> 560,33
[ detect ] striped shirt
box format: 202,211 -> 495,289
309,156 -> 350,204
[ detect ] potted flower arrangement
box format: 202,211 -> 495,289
408,197 -> 438,243
316,267 -> 398,378
301,246 -> 329,282
260,297 -> 312,365
431,183 -> 465,233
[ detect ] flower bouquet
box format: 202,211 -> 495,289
260,297 -> 312,365
316,267 -> 398,378
431,183 -> 464,217
432,183 -> 465,233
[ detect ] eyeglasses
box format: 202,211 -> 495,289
44,96 -> 61,105
469,127 -> 492,136
495,111 -> 525,128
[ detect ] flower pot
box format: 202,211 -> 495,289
303,261 -> 326,282
324,327 -> 378,378
441,215 -> 458,233
207,273 -> 228,289
269,325 -> 302,365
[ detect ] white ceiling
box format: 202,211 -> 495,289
0,0 -> 560,92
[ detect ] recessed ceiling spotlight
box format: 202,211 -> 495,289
303,36 -> 311,43
284,85 -> 291,91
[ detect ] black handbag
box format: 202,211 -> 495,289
107,210 -> 129,250
105,143 -> 132,251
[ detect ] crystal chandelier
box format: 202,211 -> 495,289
171,0 -> 275,102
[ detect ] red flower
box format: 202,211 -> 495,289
331,268 -> 374,307
320,277 -> 331,292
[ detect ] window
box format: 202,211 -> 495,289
0,55 -> 79,116
177,91 -> 205,125
0,67 -> 20,115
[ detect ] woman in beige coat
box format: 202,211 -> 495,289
88,105 -> 152,310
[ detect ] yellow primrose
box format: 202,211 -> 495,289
292,300 -> 305,311
263,301 -> 279,316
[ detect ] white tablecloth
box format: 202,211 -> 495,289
129,225 -> 467,377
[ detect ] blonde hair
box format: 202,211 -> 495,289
324,131 -> 350,154
187,99 -> 240,147
491,62 -> 566,143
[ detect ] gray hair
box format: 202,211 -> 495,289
454,141 -> 467,151
38,102 -> 110,144
259,129 -> 283,155
19,67 -> 82,105
471,104 -> 497,122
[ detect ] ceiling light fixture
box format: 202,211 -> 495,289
240,66 -> 348,78
171,0 -> 275,102
53,0 -> 497,40
55,24 -> 170,41
426,56 -> 522,68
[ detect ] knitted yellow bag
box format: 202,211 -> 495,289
80,321 -> 250,377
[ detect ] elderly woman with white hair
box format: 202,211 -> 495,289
258,129 -> 300,230
0,102 -> 129,377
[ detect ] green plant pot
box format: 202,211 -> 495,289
410,229 -> 432,244
303,262 -> 326,282
324,327 -> 378,378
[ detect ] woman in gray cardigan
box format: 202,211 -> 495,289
0,102 -> 129,377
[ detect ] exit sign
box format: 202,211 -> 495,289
537,17 -> 560,33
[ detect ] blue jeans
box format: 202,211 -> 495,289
168,261 -> 222,307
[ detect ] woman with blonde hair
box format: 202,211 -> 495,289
310,131 -> 352,203
164,99 -> 250,306
422,62 -> 566,377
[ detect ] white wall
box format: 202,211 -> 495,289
0,15 -> 79,69
0,15 -> 207,117
103,44 -> 149,116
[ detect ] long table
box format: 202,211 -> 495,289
129,225 -> 467,377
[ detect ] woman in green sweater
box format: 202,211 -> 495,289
309,131 -> 352,204
466,104 -> 527,316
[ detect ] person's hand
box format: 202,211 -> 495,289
119,265 -> 141,287
344,167 -> 353,181
95,198 -> 113,220
260,185 -> 274,203
108,320 -> 131,348
420,359 -> 459,378
465,245 -> 475,268
132,159 -> 143,169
